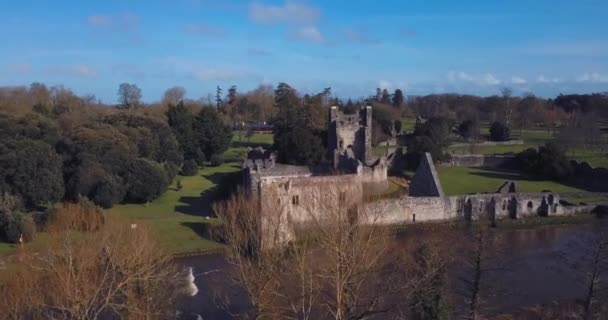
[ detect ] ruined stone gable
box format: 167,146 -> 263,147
408,152 -> 445,198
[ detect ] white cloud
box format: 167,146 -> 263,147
481,73 -> 500,86
537,74 -> 561,83
511,76 -> 527,85
447,71 -> 501,86
290,26 -> 325,44
48,64 -> 97,78
183,24 -> 225,37
378,80 -> 392,90
87,13 -> 139,31
249,1 -> 320,25
447,71 -> 473,82
576,72 -> 608,83
72,65 -> 97,78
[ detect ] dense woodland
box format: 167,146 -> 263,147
0,82 -> 607,245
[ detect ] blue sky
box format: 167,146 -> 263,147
1,0 -> 607,103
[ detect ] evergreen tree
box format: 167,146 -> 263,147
227,85 -> 237,105
167,102 -> 201,162
392,89 -> 405,108
381,89 -> 391,104
272,83 -> 324,166
215,85 -> 223,108
194,107 -> 233,160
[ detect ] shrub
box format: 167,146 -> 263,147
0,210 -> 34,243
394,120 -> 402,134
193,148 -> 206,167
164,162 -> 180,182
91,175 -> 126,209
0,138 -> 65,209
0,210 -> 19,243
0,192 -> 22,212
516,143 -> 574,181
49,197 -> 105,232
489,121 -> 510,141
123,158 -> 169,203
210,154 -> 224,167
20,215 -> 36,242
458,119 -> 479,140
406,136 -> 451,169
181,159 -> 199,176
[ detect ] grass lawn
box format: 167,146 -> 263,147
448,126 -> 608,168
224,132 -> 273,161
106,163 -> 241,255
400,118 -> 417,133
0,242 -> 17,256
437,166 -> 586,196
0,134 -> 275,258
105,133 -> 274,255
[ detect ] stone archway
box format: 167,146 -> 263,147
508,196 -> 518,219
464,198 -> 473,221
538,197 -> 549,217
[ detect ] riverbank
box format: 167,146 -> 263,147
174,214 -> 607,319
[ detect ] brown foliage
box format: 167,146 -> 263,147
0,216 -> 180,320
214,188 -> 452,320
48,197 -> 105,233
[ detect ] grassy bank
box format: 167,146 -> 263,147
437,166 -> 586,196
0,133 -> 275,257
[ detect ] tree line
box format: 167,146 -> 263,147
0,83 -> 232,245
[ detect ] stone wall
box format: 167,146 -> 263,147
440,154 -> 516,168
444,193 -> 563,221
366,197 -> 451,225
450,140 -> 524,148
364,192 -> 566,227
257,173 -> 364,248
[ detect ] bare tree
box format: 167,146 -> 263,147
0,215 -> 181,320
560,223 -> 608,319
162,86 -> 186,106
501,87 -> 513,127
117,82 -> 142,109
457,222 -> 509,320
214,184 -> 446,319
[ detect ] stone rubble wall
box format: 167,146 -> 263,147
440,154 -> 516,168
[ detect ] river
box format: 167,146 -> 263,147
174,220 -> 607,319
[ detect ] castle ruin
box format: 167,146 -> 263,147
242,106 -> 593,248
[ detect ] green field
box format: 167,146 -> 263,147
106,134 -> 275,255
448,126 -> 608,168
437,166 -> 586,196
0,133 -> 275,257
106,163 -> 240,255
399,118 -> 417,133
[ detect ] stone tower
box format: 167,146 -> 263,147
327,106 -> 373,167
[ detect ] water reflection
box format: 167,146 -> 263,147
175,221 -> 607,318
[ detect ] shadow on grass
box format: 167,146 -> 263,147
175,168 -> 242,217
469,170 -> 532,182
180,222 -> 225,244
231,140 -> 272,149
469,168 -> 597,192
